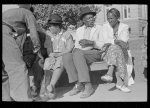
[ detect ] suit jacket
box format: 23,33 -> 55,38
74,25 -> 105,50
102,22 -> 129,44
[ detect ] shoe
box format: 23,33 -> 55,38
116,85 -> 122,89
120,85 -> 131,93
80,83 -> 94,98
116,85 -> 131,93
69,83 -> 84,96
101,74 -> 113,82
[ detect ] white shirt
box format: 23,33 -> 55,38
102,22 -> 129,44
75,25 -> 104,50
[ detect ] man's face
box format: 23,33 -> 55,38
82,14 -> 95,27
107,12 -> 118,28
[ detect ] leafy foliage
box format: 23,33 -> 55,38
32,4 -> 101,28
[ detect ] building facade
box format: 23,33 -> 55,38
95,4 -> 148,38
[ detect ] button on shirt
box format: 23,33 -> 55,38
46,30 -> 70,53
83,27 -> 92,40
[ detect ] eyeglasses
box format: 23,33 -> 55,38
85,16 -> 96,21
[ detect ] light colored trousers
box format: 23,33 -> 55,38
2,80 -> 11,101
2,25 -> 31,101
62,49 -> 101,83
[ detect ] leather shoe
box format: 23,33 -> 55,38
101,74 -> 113,82
80,83 -> 94,98
69,83 -> 84,96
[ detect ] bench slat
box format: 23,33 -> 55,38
90,61 -> 108,71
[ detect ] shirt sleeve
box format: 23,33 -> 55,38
119,25 -> 129,43
74,29 -> 81,49
66,34 -> 74,51
23,9 -> 40,49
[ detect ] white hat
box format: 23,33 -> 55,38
2,4 -> 19,13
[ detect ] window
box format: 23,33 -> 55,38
124,6 -> 127,18
142,5 -> 147,19
104,6 -> 111,22
123,5 -> 130,19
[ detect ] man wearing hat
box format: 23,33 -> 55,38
39,14 -> 74,100
2,4 -> 40,101
63,7 -> 105,98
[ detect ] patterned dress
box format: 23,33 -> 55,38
103,31 -> 128,80
44,29 -> 74,71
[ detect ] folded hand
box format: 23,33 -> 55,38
79,39 -> 94,48
101,43 -> 111,51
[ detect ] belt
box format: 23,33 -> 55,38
3,22 -> 23,39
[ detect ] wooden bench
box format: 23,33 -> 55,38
90,57 -> 135,71
90,61 -> 108,71
57,57 -> 135,87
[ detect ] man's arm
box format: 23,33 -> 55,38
74,30 -> 81,49
23,9 -> 41,52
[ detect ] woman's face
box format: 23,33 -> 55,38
48,24 -> 61,35
107,12 -> 119,28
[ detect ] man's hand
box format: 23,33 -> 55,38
101,43 -> 111,51
79,39 -> 94,48
103,43 -> 112,47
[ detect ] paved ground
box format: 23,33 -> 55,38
48,80 -> 147,102
47,37 -> 147,102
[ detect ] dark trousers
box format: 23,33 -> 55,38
62,49 -> 102,83
30,56 -> 44,93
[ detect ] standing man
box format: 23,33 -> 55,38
2,4 -> 40,101
62,7 -> 105,98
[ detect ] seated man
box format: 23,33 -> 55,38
62,7 -> 105,98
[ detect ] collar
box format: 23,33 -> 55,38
84,24 -> 96,29
48,29 -> 63,36
58,29 -> 63,35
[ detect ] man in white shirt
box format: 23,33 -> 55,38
63,7 -> 105,98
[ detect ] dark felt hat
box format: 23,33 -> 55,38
80,7 -> 96,20
48,14 -> 63,24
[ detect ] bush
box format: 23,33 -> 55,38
32,4 -> 101,28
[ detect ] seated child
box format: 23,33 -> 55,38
40,14 -> 74,100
